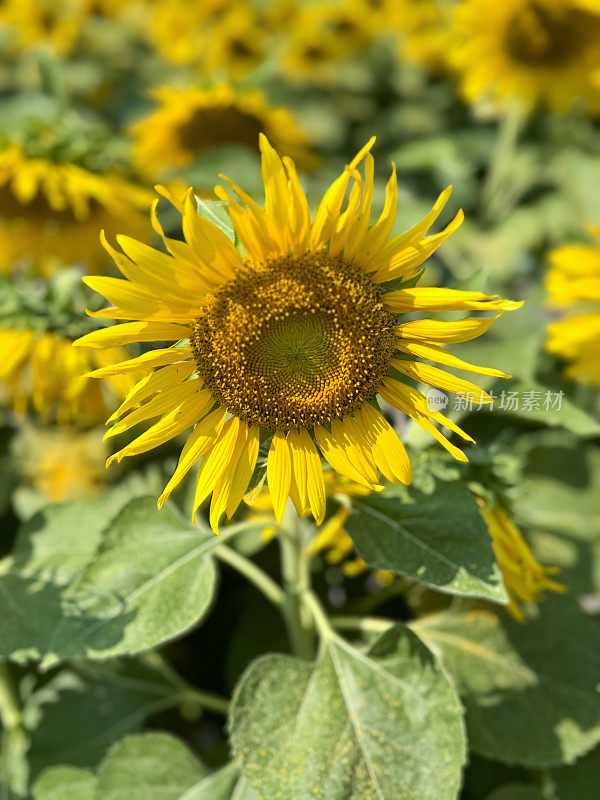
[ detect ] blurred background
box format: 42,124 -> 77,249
0,1 -> 599,798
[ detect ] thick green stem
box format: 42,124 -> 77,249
279,512 -> 315,660
214,546 -> 286,610
330,615 -> 395,635
0,660 -> 28,795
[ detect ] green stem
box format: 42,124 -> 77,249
279,512 -> 315,660
141,652 -> 230,715
481,103 -> 526,223
0,661 -> 22,734
301,590 -> 336,641
214,546 -> 286,609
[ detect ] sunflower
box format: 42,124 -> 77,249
0,146 -> 153,275
13,425 -> 107,503
478,500 -> 565,621
145,0 -> 236,67
384,0 -> 453,71
130,86 -> 318,179
0,0 -> 87,56
546,227 -> 600,384
203,6 -> 268,80
452,0 -> 600,112
0,327 -> 135,424
76,137 -> 520,532
280,0 -> 377,82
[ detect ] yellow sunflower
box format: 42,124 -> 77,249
203,5 -> 268,79
383,0 -> 453,71
145,0 -> 236,67
13,425 -> 107,503
478,500 -> 565,622
130,85 -> 318,179
76,137 -> 520,532
452,0 -> 600,112
0,0 -> 87,56
0,327 -> 135,425
281,0 -> 377,82
546,227 -> 600,384
0,146 -> 153,275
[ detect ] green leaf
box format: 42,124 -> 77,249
0,497 -> 221,666
180,762 -> 258,800
346,482 -> 507,603
230,625 -> 466,800
32,767 -> 96,800
485,786 -> 545,800
194,197 -> 235,241
414,599 -> 600,767
95,733 -> 207,800
551,744 -> 600,799
515,432 -> 600,539
26,660 -> 182,777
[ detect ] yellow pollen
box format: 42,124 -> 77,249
191,252 -> 396,430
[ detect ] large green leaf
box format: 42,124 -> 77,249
346,482 -> 507,603
515,432 -> 600,539
0,497 -> 220,666
32,733 -> 207,800
26,660 -> 183,777
230,625 -> 466,800
180,762 -> 258,800
95,733 -> 207,800
32,766 -> 96,800
414,599 -> 600,767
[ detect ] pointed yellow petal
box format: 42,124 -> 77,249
192,415 -> 243,522
267,431 -> 292,522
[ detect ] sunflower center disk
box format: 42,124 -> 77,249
504,3 -> 593,66
191,252 -> 396,430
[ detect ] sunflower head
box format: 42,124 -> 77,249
76,135 -> 521,532
453,0 -> 600,112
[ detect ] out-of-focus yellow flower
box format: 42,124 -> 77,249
0,146 -> 152,275
203,6 -> 268,79
0,327 -> 135,425
14,425 -> 107,503
0,0 -> 87,56
146,0 -> 237,67
452,0 -> 600,112
130,85 -> 318,179
546,227 -> 600,384
281,0 -> 377,82
383,0 -> 453,71
478,499 -> 565,622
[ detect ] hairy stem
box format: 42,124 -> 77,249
279,511 -> 315,660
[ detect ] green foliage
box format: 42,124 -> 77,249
230,625 -> 466,800
0,497 -> 221,666
414,599 -> 600,767
346,481 -> 507,603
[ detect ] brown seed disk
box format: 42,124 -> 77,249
191,251 -> 395,430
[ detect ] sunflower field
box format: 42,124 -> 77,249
1,1 -> 600,798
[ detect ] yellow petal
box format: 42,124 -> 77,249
267,431 -> 292,522
192,415 -> 243,522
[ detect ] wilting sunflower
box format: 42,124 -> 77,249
0,146 -> 152,275
478,499 -> 565,621
76,137 -> 520,532
546,227 -> 600,384
130,86 -> 318,179
0,327 -> 134,424
452,0 -> 600,112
